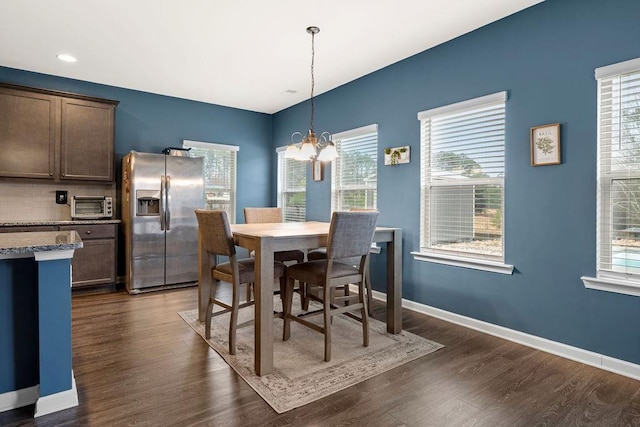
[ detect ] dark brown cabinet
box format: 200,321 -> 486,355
0,83 -> 118,183
0,223 -> 118,288
0,87 -> 56,179
59,224 -> 117,288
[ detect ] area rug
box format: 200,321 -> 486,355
178,299 -> 443,413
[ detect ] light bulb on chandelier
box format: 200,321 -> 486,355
284,26 -> 338,162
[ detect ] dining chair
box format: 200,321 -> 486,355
282,211 -> 379,362
195,209 -> 286,355
243,207 -> 305,264
306,208 -> 380,315
243,207 -> 306,305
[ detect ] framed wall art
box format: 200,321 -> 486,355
530,123 -> 561,166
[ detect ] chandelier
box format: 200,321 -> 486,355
284,26 -> 338,162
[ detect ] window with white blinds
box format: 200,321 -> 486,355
418,92 -> 507,260
330,124 -> 378,212
277,146 -> 306,222
183,139 -> 238,223
595,58 -> 640,281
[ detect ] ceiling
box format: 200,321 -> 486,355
0,0 -> 543,114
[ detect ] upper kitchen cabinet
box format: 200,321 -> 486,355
0,83 -> 118,183
60,97 -> 115,181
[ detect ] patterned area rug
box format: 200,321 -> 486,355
178,300 -> 443,413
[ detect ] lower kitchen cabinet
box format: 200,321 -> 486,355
59,224 -> 117,288
0,223 -> 118,288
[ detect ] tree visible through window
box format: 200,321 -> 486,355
419,92 -> 507,260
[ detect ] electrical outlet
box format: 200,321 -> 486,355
56,190 -> 68,205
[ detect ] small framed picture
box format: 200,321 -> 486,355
312,160 -> 323,181
531,123 -> 561,166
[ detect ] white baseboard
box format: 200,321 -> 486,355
0,372 -> 78,417
368,288 -> 640,381
0,385 -> 39,413
34,374 -> 78,417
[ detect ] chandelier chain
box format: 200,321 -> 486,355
310,29 -> 315,132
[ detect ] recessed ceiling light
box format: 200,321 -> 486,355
57,54 -> 77,63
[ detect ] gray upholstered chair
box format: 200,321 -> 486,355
195,209 -> 285,355
282,211 -> 379,362
306,208 -> 380,315
243,207 -> 305,264
243,207 -> 306,305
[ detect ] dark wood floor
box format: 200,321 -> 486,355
2,286 -> 639,427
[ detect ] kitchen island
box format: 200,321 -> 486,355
0,231 -> 82,417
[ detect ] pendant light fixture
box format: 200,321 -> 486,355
284,26 -> 338,162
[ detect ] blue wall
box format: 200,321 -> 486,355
273,0 -> 640,365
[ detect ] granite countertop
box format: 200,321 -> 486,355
0,231 -> 83,256
0,219 -> 121,227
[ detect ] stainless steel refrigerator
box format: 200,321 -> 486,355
122,151 -> 204,293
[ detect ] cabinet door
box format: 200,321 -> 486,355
0,87 -> 56,179
59,224 -> 117,287
70,238 -> 117,287
60,98 -> 115,182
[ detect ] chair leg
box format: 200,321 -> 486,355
229,281 -> 240,355
302,282 -> 310,310
360,280 -> 369,347
283,277 -> 295,341
245,282 -> 253,302
205,277 -> 219,339
323,284 -> 332,362
205,298 -> 214,339
365,273 -> 373,317
298,281 -> 307,310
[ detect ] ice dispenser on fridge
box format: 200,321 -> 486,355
136,190 -> 160,216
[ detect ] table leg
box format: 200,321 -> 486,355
386,228 -> 402,334
254,237 -> 274,376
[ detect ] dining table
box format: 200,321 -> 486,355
197,221 -> 402,376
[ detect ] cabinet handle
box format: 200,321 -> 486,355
86,230 -> 91,234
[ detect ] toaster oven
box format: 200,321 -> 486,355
71,196 -> 113,219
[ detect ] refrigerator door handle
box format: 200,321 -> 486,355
166,175 -> 171,230
160,175 -> 166,231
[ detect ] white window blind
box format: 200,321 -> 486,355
596,59 -> 640,279
277,146 -> 306,222
418,92 -> 507,260
183,140 -> 238,223
331,124 -> 378,212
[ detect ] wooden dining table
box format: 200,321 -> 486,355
197,221 -> 402,376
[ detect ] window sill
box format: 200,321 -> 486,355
580,275 -> 640,297
411,251 -> 514,275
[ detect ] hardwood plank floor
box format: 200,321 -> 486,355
2,286 -> 639,426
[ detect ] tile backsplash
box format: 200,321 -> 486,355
0,182 -> 117,221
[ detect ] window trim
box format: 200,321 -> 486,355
415,91 -> 510,272
411,250 -> 514,274
581,57 -> 640,297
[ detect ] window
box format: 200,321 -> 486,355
330,124 -> 378,212
414,92 -> 512,274
183,139 -> 238,223
277,146 -> 306,222
583,57 -> 640,296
